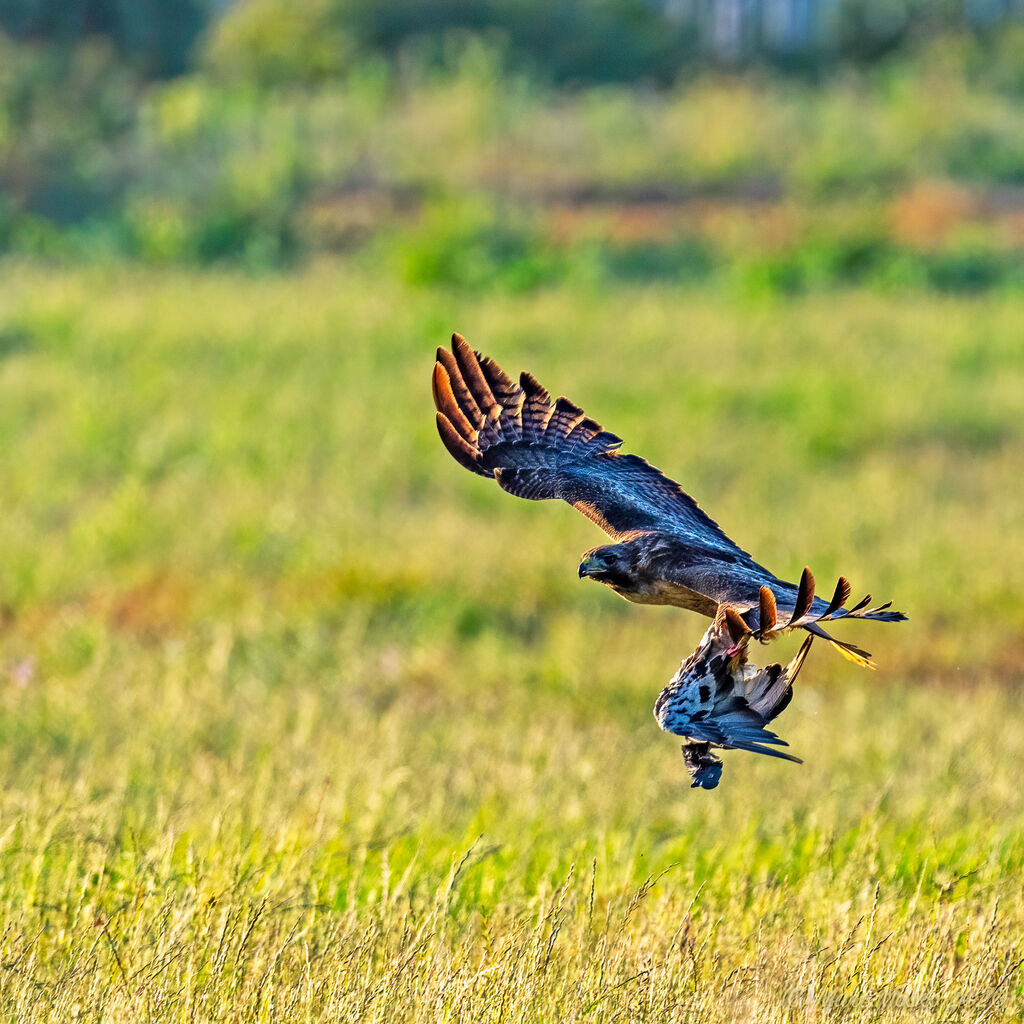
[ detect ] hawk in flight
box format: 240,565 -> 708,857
432,334 -> 906,788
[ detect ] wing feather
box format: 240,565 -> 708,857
432,362 -> 477,441
435,345 -> 482,423
452,333 -> 498,417
685,712 -> 802,762
519,373 -> 555,444
544,397 -> 585,442
433,337 -> 752,556
436,413 -> 482,474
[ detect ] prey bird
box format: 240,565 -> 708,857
655,608 -> 812,789
432,334 -> 906,787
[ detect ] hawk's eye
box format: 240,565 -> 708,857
603,552 -> 618,565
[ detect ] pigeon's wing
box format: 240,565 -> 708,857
653,620 -> 803,763
683,705 -> 802,763
433,335 -> 754,560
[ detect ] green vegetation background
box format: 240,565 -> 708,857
1,5 -> 1023,1021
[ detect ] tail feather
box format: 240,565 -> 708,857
828,642 -> 875,669
785,567 -> 815,627
758,585 -> 778,633
729,739 -> 804,763
803,620 -> 875,668
856,608 -> 907,623
821,576 -> 851,618
746,633 -> 813,720
818,584 -> 908,625
723,607 -> 752,646
754,569 -> 907,668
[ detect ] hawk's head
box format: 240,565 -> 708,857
577,543 -> 638,588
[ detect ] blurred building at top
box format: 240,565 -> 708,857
662,0 -> 1024,61
1,0 -> 1022,81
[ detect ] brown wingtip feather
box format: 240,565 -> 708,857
451,335 -> 499,416
435,347 -> 457,380
435,346 -> 480,420
431,360 -> 446,410
436,346 -> 459,375
758,586 -> 778,633
432,362 -> 476,440
436,412 -> 483,474
451,332 -> 473,362
520,371 -> 551,403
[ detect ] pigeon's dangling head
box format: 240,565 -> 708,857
681,742 -> 724,790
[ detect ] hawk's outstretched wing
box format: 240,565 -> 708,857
433,334 -> 753,561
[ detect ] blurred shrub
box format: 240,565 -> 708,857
666,80 -> 784,188
122,80 -> 309,266
0,0 -> 206,77
910,24 -> 1024,99
394,198 -> 563,291
916,232 -> 1024,291
391,196 -> 727,291
201,0 -> 356,86
205,0 -> 696,87
786,86 -> 911,197
735,230 -> 893,296
0,35 -> 140,223
594,239 -> 715,284
943,119 -> 1024,185
736,227 -> 1023,296
199,0 -> 1024,85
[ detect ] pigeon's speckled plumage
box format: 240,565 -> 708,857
654,609 -> 812,789
433,334 -> 907,787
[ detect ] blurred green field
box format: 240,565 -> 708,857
0,262 -> 1022,1020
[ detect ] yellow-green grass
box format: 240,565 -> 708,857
0,262 -> 1022,1020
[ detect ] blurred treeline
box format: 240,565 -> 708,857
2,0 -> 1024,291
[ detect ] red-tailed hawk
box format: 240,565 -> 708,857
433,335 -> 906,787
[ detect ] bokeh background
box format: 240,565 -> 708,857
1,2 -> 1023,1020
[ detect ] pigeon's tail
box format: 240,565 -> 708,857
744,633 -> 813,720
738,568 -> 906,668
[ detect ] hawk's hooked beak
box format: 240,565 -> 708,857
578,556 -> 598,578
578,559 -> 591,578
